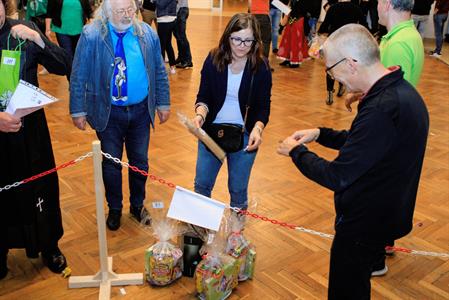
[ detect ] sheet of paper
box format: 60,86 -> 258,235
272,0 -> 291,15
167,186 -> 226,231
6,80 -> 59,118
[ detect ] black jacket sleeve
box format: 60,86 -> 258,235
29,22 -> 71,76
196,54 -> 213,108
316,127 -> 349,150
289,108 -> 397,192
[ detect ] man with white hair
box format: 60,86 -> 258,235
278,24 -> 429,299
70,0 -> 170,231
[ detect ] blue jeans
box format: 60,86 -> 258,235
433,13 -> 448,54
173,7 -> 192,64
269,8 -> 281,50
96,100 -> 151,211
194,133 -> 257,210
308,17 -> 318,42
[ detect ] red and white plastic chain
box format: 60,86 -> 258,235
0,152 -> 93,193
8,151 -> 440,259
101,151 -> 176,189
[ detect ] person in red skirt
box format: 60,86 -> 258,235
277,0 -> 309,68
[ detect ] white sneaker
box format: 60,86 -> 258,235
430,52 -> 442,58
371,265 -> 388,277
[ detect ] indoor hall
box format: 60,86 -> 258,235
1,0 -> 449,299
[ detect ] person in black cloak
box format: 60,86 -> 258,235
0,0 -> 71,279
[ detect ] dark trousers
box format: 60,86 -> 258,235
157,21 -> 176,66
328,234 -> 385,300
173,7 -> 192,64
326,73 -> 343,93
55,33 -> 80,61
96,101 -> 151,211
254,14 -> 272,58
360,0 -> 379,33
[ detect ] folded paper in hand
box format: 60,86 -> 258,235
167,186 -> 226,231
6,80 -> 59,118
272,0 -> 291,15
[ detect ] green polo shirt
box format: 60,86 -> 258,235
379,19 -> 424,87
51,0 -> 84,36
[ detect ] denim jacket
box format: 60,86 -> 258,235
69,20 -> 170,132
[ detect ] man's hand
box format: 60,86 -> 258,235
277,136 -> 301,156
277,128 -> 320,156
344,92 -> 363,112
11,24 -> 45,48
72,116 -> 87,130
0,112 -> 22,133
290,128 -> 320,144
157,109 -> 170,124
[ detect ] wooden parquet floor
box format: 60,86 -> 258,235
1,5 -> 449,300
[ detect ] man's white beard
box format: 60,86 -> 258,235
111,18 -> 133,32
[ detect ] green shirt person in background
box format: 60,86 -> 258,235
45,0 -> 93,60
379,19 -> 424,87
345,0 -> 424,112
377,0 -> 424,87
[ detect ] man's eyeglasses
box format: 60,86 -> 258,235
325,58 -> 357,79
230,36 -> 255,47
113,7 -> 136,16
325,58 -> 346,79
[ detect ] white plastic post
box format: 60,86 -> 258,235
68,141 -> 143,300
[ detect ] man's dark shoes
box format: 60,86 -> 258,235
42,247 -> 67,274
279,60 -> 290,67
0,250 -> 8,280
176,61 -> 193,69
130,205 -> 152,226
107,209 -> 122,231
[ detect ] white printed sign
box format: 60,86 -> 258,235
272,0 -> 291,15
167,186 -> 226,231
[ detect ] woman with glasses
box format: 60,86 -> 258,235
192,13 -> 272,212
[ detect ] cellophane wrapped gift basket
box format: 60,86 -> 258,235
145,218 -> 183,286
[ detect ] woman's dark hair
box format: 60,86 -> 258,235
211,13 -> 264,72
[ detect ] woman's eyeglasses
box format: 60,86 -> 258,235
230,36 -> 255,47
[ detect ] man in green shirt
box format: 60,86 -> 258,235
345,0 -> 424,112
378,0 -> 424,87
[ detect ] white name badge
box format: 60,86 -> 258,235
3,57 -> 16,66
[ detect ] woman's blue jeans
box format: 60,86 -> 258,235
96,101 -> 151,211
194,133 -> 257,210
